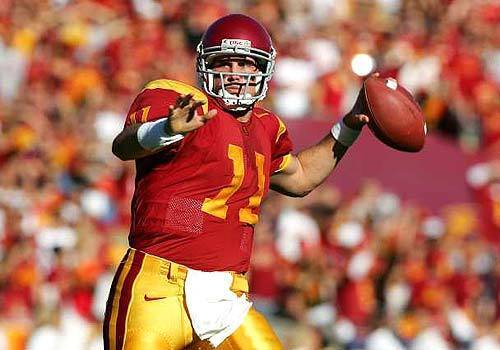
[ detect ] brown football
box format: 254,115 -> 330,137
363,75 -> 426,152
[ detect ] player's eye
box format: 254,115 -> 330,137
238,60 -> 257,71
211,58 -> 257,72
215,61 -> 230,67
210,62 -> 229,72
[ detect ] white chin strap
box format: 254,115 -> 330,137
217,90 -> 254,111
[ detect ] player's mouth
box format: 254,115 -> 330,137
227,87 -> 243,94
225,83 -> 256,94
225,84 -> 245,94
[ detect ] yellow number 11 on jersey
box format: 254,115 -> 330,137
202,144 -> 265,225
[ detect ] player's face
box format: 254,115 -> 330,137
209,56 -> 259,97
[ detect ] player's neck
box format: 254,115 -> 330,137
229,108 -> 253,123
236,109 -> 252,123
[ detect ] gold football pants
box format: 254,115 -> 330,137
103,248 -> 283,350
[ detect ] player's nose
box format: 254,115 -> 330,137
226,62 -> 244,81
226,74 -> 241,83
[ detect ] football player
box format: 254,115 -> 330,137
106,13 -> 369,350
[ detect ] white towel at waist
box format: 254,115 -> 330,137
184,269 -> 252,347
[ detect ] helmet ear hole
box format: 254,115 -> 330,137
256,59 -> 267,72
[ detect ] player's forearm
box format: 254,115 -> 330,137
112,124 -> 157,160
271,134 -> 348,197
271,116 -> 365,196
294,133 -> 348,193
113,118 -> 187,160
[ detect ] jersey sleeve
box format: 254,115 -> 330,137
270,116 -> 293,174
124,88 -> 179,127
124,79 -> 208,127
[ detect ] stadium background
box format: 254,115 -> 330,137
0,0 -> 498,349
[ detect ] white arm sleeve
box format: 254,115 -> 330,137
136,118 -> 184,150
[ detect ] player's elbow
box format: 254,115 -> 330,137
271,170 -> 316,197
291,176 -> 317,197
271,181 -> 314,198
295,186 -> 314,198
286,188 -> 313,198
112,137 -> 130,161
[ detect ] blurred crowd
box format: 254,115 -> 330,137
252,181 -> 500,350
0,0 -> 498,349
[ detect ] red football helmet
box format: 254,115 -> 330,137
197,14 -> 276,111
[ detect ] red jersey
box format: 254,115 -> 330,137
123,79 -> 293,273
